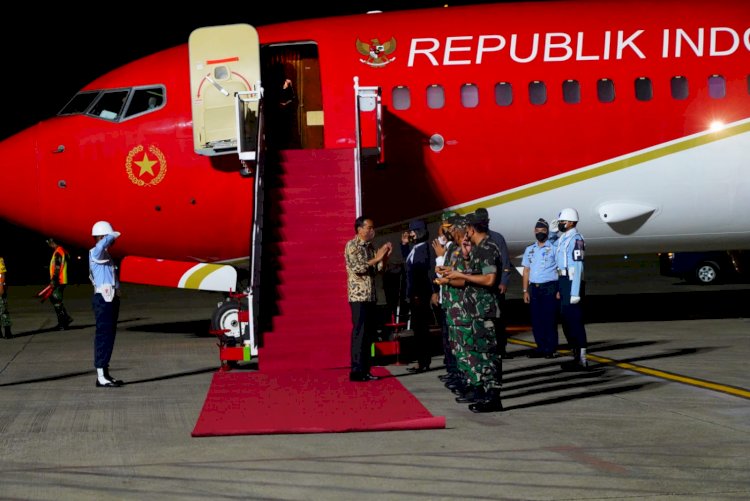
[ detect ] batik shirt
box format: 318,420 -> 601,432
345,236 -> 379,302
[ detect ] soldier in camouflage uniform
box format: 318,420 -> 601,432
435,215 -> 472,395
432,210 -> 458,382
0,256 -> 12,339
444,211 -> 503,413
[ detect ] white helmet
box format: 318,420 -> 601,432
558,207 -> 579,222
91,220 -> 114,236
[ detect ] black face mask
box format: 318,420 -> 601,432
535,232 -> 548,242
408,234 -> 416,244
558,222 -> 567,232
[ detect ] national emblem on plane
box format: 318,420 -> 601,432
125,145 -> 167,187
355,37 -> 397,67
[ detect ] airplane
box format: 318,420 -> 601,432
0,0 -> 748,362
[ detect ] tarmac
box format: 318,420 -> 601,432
0,254 -> 748,500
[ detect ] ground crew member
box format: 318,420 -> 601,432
0,256 -> 11,339
444,211 -> 503,413
90,221 -> 124,387
47,238 -> 74,330
521,218 -> 559,358
552,207 -> 589,371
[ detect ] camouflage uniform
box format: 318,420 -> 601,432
0,257 -> 12,338
443,240 -> 472,384
462,235 -> 502,392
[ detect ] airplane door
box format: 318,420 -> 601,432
261,43 -> 323,150
188,24 -> 261,157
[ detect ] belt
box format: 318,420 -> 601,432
530,281 -> 557,287
558,270 -> 568,276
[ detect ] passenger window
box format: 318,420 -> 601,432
562,80 -> 580,104
123,86 -> 166,119
427,85 -> 445,109
597,79 -> 615,103
635,77 -> 653,101
529,81 -> 547,105
708,74 -> 726,99
460,83 -> 479,108
494,82 -> 513,106
392,86 -> 410,110
88,90 -> 130,121
671,76 -> 689,100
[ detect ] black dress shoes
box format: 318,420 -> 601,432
560,360 -> 589,372
406,366 -> 429,374
349,372 -> 380,382
96,379 -> 123,388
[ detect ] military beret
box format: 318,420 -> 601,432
441,210 -> 458,223
474,207 -> 490,221
465,212 -> 484,226
447,214 -> 465,226
535,218 -> 549,230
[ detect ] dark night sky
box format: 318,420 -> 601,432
0,1 -> 511,283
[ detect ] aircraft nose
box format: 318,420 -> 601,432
0,126 -> 41,231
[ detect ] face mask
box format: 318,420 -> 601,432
408,234 -> 416,244
535,232 -> 548,242
558,222 -> 567,232
438,235 -> 447,245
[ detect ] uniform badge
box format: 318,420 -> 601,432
573,239 -> 585,261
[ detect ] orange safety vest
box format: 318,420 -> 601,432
49,246 -> 69,285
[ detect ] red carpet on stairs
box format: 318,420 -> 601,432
192,367 -> 446,436
193,149 -> 445,436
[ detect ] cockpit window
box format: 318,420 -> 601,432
56,85 -> 166,121
89,90 -> 130,120
58,91 -> 100,115
123,87 -> 165,118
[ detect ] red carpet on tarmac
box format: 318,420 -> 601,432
192,150 -> 445,436
191,367 -> 446,436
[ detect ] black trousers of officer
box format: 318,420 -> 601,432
529,281 -> 559,355
409,296 -> 433,369
557,276 -> 587,350
349,301 -> 377,375
493,292 -> 508,355
93,293 -> 120,369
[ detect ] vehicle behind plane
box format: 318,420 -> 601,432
659,250 -> 750,284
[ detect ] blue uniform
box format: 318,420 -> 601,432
553,228 -> 587,352
89,233 -> 120,370
521,240 -> 559,355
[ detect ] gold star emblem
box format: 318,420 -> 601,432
135,153 -> 158,177
126,145 -> 167,187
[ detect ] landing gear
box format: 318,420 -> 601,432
211,300 -> 243,340
210,292 -> 258,370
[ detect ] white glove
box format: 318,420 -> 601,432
550,219 -> 559,230
570,296 -> 580,304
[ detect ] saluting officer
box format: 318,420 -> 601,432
89,221 -> 124,387
521,218 -> 559,358
552,207 -> 589,371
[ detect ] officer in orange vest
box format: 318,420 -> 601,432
47,238 -> 73,330
0,256 -> 11,339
